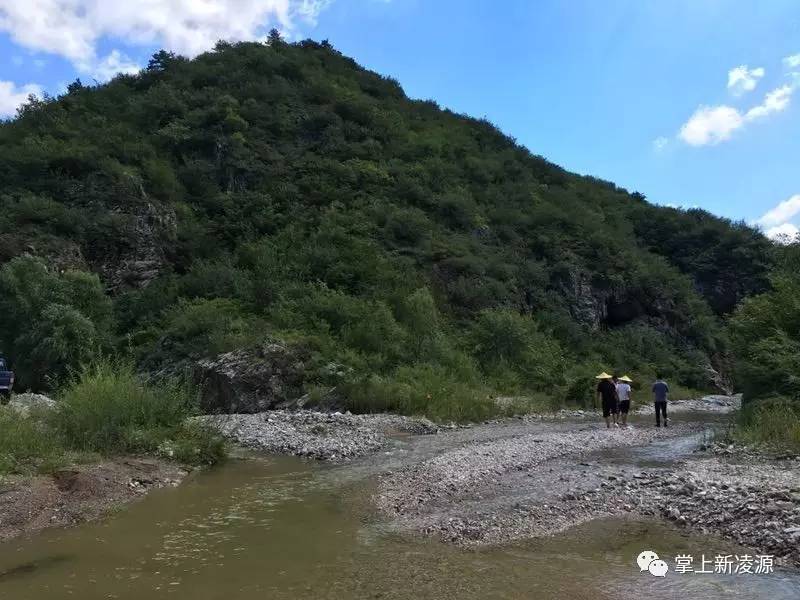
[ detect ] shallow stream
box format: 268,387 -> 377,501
1,417 -> 797,599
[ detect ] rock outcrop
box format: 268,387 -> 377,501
96,200 -> 177,291
194,342 -> 311,414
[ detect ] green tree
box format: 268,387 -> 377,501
0,257 -> 112,389
471,309 -> 566,390
397,288 -> 441,358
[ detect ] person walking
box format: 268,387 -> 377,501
652,375 -> 669,427
616,375 -> 633,427
595,372 -> 619,428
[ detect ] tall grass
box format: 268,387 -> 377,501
341,364 -> 498,422
52,361 -> 225,464
734,397 -> 800,451
55,362 -> 192,453
0,409 -> 67,475
0,360 -> 225,476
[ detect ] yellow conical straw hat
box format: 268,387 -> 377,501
595,372 -> 612,379
619,375 -> 633,382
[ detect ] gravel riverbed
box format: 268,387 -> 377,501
195,410 -> 439,460
197,399 -> 798,568
374,418 -> 800,567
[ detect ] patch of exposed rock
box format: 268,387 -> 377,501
587,460 -> 800,567
195,343 -> 309,413
635,394 -> 741,415
195,410 -> 439,460
6,393 -> 56,415
96,200 -> 176,291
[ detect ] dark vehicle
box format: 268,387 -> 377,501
0,356 -> 14,404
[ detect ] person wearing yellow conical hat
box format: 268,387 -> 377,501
616,375 -> 633,427
595,372 -> 619,428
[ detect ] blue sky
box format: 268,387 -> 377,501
1,0 -> 799,238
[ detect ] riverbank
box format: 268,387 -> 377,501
529,394 -> 741,421
194,395 -> 741,460
4,395 -> 796,570
0,458 -> 187,542
374,415 -> 800,567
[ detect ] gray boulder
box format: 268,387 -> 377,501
194,342 -> 311,414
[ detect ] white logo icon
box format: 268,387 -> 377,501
637,550 -> 669,577
648,559 -> 669,577
637,550 -> 660,572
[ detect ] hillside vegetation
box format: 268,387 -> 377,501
0,35 -> 778,420
729,242 -> 800,449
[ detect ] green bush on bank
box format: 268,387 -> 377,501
53,361 -> 225,464
0,361 -> 224,476
734,397 -> 800,451
729,249 -> 800,450
0,408 -> 68,475
341,363 -> 496,423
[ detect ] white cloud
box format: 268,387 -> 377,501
82,50 -> 141,81
745,85 -> 793,120
765,222 -> 799,243
757,194 -> 800,244
727,65 -> 764,95
652,136 -> 669,151
757,194 -> 800,228
0,80 -> 43,117
784,53 -> 800,70
0,1 -> 331,78
678,105 -> 743,146
678,84 -> 794,146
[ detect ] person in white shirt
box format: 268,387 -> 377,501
615,375 -> 633,427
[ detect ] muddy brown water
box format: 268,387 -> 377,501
1,417 -> 798,599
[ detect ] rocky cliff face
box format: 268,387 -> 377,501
97,201 -> 176,291
194,342 -> 310,414
562,273 -> 609,329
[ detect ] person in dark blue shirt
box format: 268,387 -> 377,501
652,376 -> 669,427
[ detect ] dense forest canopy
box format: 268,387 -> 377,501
0,36 -> 780,417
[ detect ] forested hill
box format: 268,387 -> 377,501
0,36 -> 775,416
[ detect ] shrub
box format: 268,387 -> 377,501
384,207 -> 432,245
15,304 -> 101,389
0,408 -> 66,474
52,360 -> 223,464
735,397 -> 800,451
471,308 -> 566,390
395,288 -> 440,355
562,362 -> 607,408
342,364 -> 496,422
729,275 -> 800,405
179,258 -> 253,302
273,285 -> 406,366
145,298 -> 265,367
437,192 -> 479,230
160,422 -> 226,465
0,257 -> 112,390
